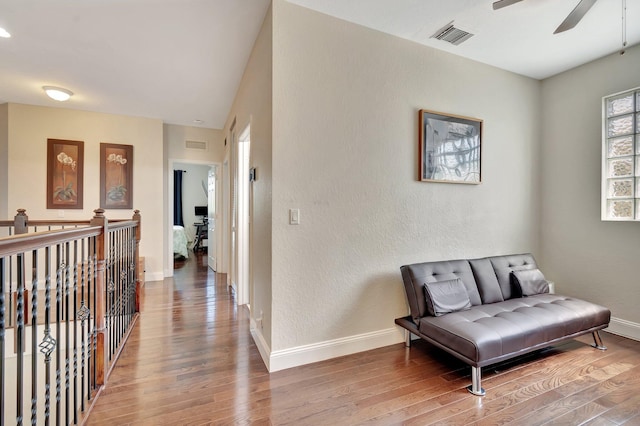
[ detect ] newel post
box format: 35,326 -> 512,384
14,208 -> 28,234
90,208 -> 108,386
132,209 -> 142,312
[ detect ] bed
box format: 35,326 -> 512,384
173,225 -> 189,259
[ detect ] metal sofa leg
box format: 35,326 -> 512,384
405,330 -> 411,348
467,366 -> 486,396
592,330 -> 607,350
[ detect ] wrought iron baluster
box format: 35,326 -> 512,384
1,257 -> 5,426
30,249 -> 38,426
16,251 -> 25,425
64,241 -> 71,425
72,240 -> 78,425
78,240 -> 88,412
40,246 -> 55,426
55,245 -> 62,426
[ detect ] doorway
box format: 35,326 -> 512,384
236,124 -> 251,306
168,160 -> 219,276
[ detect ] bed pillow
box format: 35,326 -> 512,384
511,268 -> 549,296
423,278 -> 472,317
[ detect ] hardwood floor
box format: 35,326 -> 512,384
86,254 -> 640,425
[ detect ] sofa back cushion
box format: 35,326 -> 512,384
469,257 -> 504,304
488,253 -> 538,300
400,259 -> 481,321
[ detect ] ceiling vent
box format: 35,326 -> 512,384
431,21 -> 474,46
185,140 -> 207,150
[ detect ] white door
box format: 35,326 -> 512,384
207,167 -> 217,270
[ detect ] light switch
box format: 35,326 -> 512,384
289,208 -> 300,225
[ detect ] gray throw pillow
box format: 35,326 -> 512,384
511,268 -> 550,296
423,278 -> 472,317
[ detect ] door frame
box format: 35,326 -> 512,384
166,158 -> 221,277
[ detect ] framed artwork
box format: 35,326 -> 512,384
419,109 -> 482,184
47,139 -> 84,209
100,143 -> 133,209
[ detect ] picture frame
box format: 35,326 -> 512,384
419,109 -> 482,184
100,143 -> 133,209
47,139 -> 84,209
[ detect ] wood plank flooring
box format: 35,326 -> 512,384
86,254 -> 640,425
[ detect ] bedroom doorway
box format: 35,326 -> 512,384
169,160 -> 219,275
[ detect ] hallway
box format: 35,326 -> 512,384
86,254 -> 267,424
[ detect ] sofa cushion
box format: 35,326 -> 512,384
469,257 -> 504,304
401,260 -> 482,321
511,268 -> 549,296
423,278 -> 472,316
417,294 -> 611,364
488,254 -> 538,300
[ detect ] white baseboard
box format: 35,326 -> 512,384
268,327 -> 404,372
145,271 -> 164,282
250,319 -> 272,371
606,316 -> 640,341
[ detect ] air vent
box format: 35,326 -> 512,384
185,140 -> 207,150
431,21 -> 474,46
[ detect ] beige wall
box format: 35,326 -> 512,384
540,44 -> 640,332
224,7 -> 273,349
164,124 -> 224,163
270,1 -> 542,355
5,103 -> 164,280
0,103 -> 7,219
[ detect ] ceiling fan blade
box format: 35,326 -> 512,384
554,0 -> 598,34
492,0 -> 524,10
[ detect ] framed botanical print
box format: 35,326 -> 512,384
100,143 -> 133,209
47,139 -> 84,209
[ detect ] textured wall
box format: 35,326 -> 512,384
271,1 -> 542,351
540,44 -> 640,325
224,7 -> 273,348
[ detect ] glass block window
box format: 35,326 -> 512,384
603,87 -> 640,220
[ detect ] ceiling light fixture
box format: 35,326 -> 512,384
43,86 -> 73,102
0,27 -> 11,38
193,119 -> 204,124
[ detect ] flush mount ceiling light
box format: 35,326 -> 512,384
0,27 -> 11,38
43,86 -> 73,102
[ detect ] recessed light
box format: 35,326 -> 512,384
193,119 -> 204,124
0,27 -> 10,38
43,86 -> 73,102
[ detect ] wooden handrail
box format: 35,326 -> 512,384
0,226 -> 102,258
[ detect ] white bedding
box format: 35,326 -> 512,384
173,225 -> 189,259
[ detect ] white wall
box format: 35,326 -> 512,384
174,162 -> 210,241
5,103 -> 164,280
540,44 -> 640,339
223,6 -> 273,351
269,1 -> 541,365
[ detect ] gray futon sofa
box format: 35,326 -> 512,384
395,253 -> 611,396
